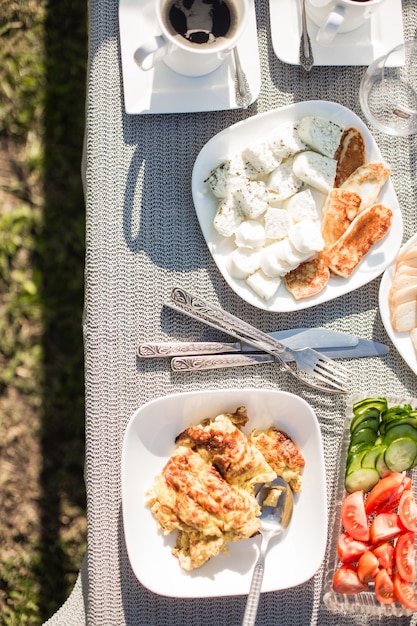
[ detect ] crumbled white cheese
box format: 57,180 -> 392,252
284,188 -> 319,223
235,220 -> 266,248
246,269 -> 281,300
264,207 -> 293,240
267,158 -> 304,200
297,116 -> 343,158
292,151 -> 337,193
213,197 -> 245,238
288,220 -> 325,255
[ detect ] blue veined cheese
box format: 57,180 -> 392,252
205,154 -> 257,199
235,220 -> 266,248
288,220 -> 325,255
292,151 -> 337,193
297,116 -> 344,158
267,158 -> 304,201
264,207 -> 293,240
233,181 -> 270,219
213,197 -> 245,238
229,247 -> 262,279
268,121 -> 308,159
242,140 -> 281,176
284,188 -> 319,223
246,269 -> 281,300
260,243 -> 292,277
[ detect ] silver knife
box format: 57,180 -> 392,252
137,327 -> 359,358
170,340 -> 389,371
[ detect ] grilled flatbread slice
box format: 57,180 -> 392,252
321,203 -> 393,277
321,188 -> 362,248
334,127 -> 366,187
284,257 -> 330,300
341,162 -> 391,212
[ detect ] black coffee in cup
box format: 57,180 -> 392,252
162,0 -> 239,48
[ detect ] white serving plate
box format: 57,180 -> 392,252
379,233 -> 417,376
269,0 -> 404,67
122,388 -> 327,597
118,0 -> 261,114
192,100 -> 403,312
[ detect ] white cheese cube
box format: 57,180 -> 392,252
269,121 -> 308,159
235,220 -> 266,248
284,188 -> 319,223
264,207 -> 293,240
229,247 -> 261,279
213,197 -> 245,238
246,270 -> 281,301
292,151 -> 337,193
233,181 -> 270,219
260,243 -> 292,277
288,220 -> 325,255
242,141 -> 281,175
205,153 -> 256,198
297,116 -> 344,158
267,158 -> 304,201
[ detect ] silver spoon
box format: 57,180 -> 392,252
233,46 -> 251,108
299,0 -> 314,71
242,477 -> 294,626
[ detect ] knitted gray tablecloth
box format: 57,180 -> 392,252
45,0 -> 417,624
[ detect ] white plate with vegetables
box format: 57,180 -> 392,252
323,394 -> 417,616
379,232 -> 417,376
192,100 -> 403,312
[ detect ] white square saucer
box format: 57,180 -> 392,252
119,0 -> 261,114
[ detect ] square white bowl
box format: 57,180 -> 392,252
122,388 -> 327,597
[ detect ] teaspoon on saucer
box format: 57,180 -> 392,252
233,47 -> 252,108
299,0 -> 314,71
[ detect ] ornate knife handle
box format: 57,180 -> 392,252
171,353 -> 274,372
169,287 -> 287,355
137,341 -> 240,358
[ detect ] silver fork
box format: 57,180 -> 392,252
166,288 -> 351,394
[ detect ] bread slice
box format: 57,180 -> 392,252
341,162 -> 391,212
321,188 -> 362,249
320,203 -> 393,277
284,258 -> 330,300
334,127 -> 366,187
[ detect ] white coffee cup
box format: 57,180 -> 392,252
134,0 -> 248,77
306,0 -> 386,45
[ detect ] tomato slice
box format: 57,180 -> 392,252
341,490 -> 369,542
332,564 -> 369,594
395,532 -> 416,582
337,532 -> 369,564
393,573 -> 417,610
374,568 -> 396,604
357,550 -> 380,583
372,542 -> 395,574
365,473 -> 411,516
399,491 -> 417,532
370,513 -> 403,544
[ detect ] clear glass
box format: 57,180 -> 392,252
322,392 -> 417,617
359,40 -> 417,136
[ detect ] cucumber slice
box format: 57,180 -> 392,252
353,397 -> 387,415
350,414 -> 380,434
345,468 -> 380,494
384,437 -> 417,473
376,448 -> 390,478
347,442 -> 373,462
384,416 -> 417,431
381,405 -> 412,421
350,427 -> 378,446
383,423 -> 417,444
346,450 -> 368,475
361,445 -> 386,469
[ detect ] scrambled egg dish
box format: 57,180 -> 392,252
145,406 -> 304,571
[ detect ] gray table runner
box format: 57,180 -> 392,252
46,0 -> 417,623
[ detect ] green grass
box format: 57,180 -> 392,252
0,1 -> 87,622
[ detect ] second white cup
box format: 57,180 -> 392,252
134,0 -> 248,77
306,0 -> 386,45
